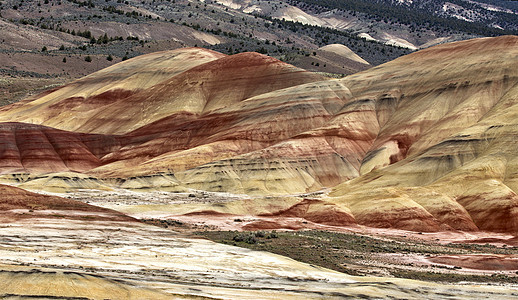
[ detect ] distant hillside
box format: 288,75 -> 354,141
0,0 -> 515,106
292,0 -> 518,34
0,0 -> 416,106
214,0 -> 517,55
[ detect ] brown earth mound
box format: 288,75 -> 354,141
0,184 -> 135,222
260,199 -> 355,226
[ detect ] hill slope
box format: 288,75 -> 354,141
1,36 -> 518,233
1,182 -> 515,299
319,44 -> 370,65
328,35 -> 518,232
0,184 -> 135,222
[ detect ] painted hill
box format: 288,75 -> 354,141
1,182 -> 515,299
327,35 -> 518,233
1,36 -> 518,233
319,44 -> 370,65
0,184 -> 135,222
0,48 -> 324,134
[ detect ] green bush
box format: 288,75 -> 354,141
233,233 -> 257,244
267,231 -> 278,239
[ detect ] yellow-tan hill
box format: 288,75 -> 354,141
1,37 -> 518,233
327,35 -> 518,233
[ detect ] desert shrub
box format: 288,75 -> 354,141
267,231 -> 278,239
233,233 -> 246,242
233,233 -> 257,244
245,235 -> 257,244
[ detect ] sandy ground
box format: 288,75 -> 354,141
54,188 -> 518,244
1,216 -> 518,299
28,188 -> 518,284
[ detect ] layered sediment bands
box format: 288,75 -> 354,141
0,122 -> 119,174
0,184 -> 135,222
75,52 -> 325,134
167,85 -> 374,194
329,98 -> 518,233
3,37 -> 518,232
0,268 -> 170,299
92,80 -> 360,182
259,198 -> 356,226
0,50 -> 324,135
322,36 -> 518,233
347,36 -> 518,173
0,48 -> 227,132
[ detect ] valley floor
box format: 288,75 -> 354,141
1,188 -> 516,299
1,217 -> 518,299
195,229 -> 518,285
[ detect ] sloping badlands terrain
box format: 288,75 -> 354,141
0,36 -> 518,235
1,183 -> 517,299
2,29 -> 518,298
